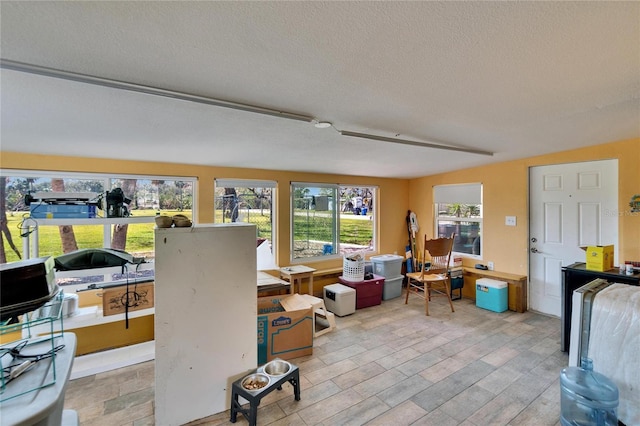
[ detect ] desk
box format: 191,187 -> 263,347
257,272 -> 290,293
279,266 -> 316,295
561,262 -> 639,352
1,333 -> 78,426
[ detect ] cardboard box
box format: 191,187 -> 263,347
581,245 -> 614,271
102,282 -> 154,316
257,294 -> 313,364
450,256 -> 463,268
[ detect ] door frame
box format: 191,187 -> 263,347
527,159 -> 619,315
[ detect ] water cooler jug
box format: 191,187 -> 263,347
560,358 -> 619,426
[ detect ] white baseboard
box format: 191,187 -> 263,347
70,340 -> 155,379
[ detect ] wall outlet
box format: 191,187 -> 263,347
505,216 -> 517,226
487,261 -> 494,271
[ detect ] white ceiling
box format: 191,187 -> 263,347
1,1 -> 638,179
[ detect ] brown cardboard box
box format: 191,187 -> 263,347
102,282 -> 154,316
257,294 -> 313,364
581,245 -> 614,272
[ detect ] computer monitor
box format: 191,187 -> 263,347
0,256 -> 59,322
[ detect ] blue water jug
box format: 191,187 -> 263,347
560,358 -> 618,426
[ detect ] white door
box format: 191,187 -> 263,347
529,160 -> 618,317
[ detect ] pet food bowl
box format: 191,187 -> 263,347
241,373 -> 270,393
263,359 -> 292,376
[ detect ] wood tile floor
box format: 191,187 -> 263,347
64,294 -> 566,425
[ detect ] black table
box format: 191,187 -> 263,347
230,363 -> 300,426
561,262 -> 639,352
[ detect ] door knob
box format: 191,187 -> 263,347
530,247 -> 540,253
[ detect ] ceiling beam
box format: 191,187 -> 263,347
0,58 -> 315,123
339,130 -> 494,156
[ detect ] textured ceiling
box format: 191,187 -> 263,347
1,1 -> 639,178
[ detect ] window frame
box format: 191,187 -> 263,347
214,178 -> 277,270
433,183 -> 483,259
1,169 -> 197,263
290,182 -> 377,263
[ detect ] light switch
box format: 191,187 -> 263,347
505,216 -> 517,226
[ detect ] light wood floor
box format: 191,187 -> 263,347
64,293 -> 566,425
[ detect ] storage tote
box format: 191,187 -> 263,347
370,254 -> 404,278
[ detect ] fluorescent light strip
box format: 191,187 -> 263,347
0,59 -> 315,123
340,130 -> 493,156
2,59 -> 494,156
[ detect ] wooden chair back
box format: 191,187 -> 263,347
421,234 -> 455,277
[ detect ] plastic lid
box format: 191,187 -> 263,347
560,365 -> 619,408
370,254 -> 403,261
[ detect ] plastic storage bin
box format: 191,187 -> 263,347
560,358 -> 618,426
370,254 -> 404,278
475,278 -> 508,313
338,274 -> 384,309
323,284 -> 356,317
382,276 -> 403,300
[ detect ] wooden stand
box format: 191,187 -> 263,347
462,267 -> 528,313
280,265 -> 316,295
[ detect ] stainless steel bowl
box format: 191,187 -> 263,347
241,373 -> 270,392
263,359 -> 292,376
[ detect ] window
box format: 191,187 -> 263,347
434,183 -> 482,257
0,171 -> 195,267
214,179 -> 276,269
291,183 -> 376,261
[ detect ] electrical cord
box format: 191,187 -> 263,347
18,214 -> 39,238
121,262 -> 145,329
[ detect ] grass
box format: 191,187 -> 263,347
2,210 -> 188,263
3,209 -> 373,264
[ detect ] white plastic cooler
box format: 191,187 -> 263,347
323,283 -> 356,317
475,278 -> 508,313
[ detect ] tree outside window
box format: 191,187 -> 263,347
0,173 -> 194,265
291,183 -> 376,261
214,180 -> 276,269
436,203 -> 482,256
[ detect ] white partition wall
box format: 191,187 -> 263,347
154,224 -> 257,426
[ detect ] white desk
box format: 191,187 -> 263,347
1,333 -> 78,426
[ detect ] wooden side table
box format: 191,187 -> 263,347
279,265 -> 316,295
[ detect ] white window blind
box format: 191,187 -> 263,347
434,183 -> 482,204
215,179 -> 276,188
291,182 -> 338,189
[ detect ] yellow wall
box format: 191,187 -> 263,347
409,138 -> 640,276
2,137 -> 637,276
0,151 -> 410,270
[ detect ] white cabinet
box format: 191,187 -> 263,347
154,224 -> 257,426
